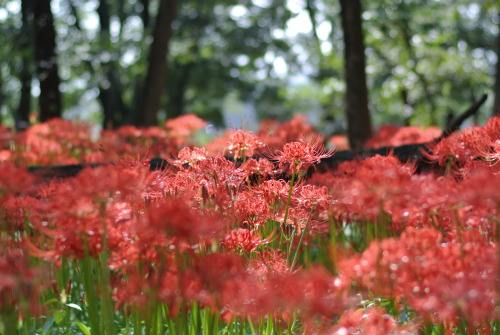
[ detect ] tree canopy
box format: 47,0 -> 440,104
0,0 -> 498,143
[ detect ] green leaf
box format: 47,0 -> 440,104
42,316 -> 55,335
54,309 -> 67,325
66,303 -> 83,311
75,322 -> 92,335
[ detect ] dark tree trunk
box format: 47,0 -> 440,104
137,0 -> 178,127
96,0 -> 129,129
339,0 -> 372,149
494,10 -> 500,116
97,0 -> 114,129
97,0 -> 110,33
17,0 -> 33,130
33,0 -> 62,121
140,0 -> 151,29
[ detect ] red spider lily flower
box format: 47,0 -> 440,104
113,267 -> 151,310
221,228 -> 274,252
248,250 -> 290,278
167,146 -> 208,167
423,116 -> 500,172
24,164 -> 154,262
164,114 -> 207,141
186,155 -> 241,178
148,197 -> 224,241
240,158 -> 276,181
177,146 -> 208,162
328,134 -> 350,151
194,253 -> 247,294
308,153 -> 497,234
254,179 -> 291,206
365,124 -> 441,148
0,150 -> 11,162
234,191 -> 270,227
261,266 -> 349,329
339,228 -> 497,327
179,156 -> 246,198
16,118 -> 97,165
0,164 -> 38,233
297,184 -> 331,211
293,266 -> 347,318
113,261 -> 182,313
330,306 -> 417,335
477,138 -> 500,165
268,138 -> 335,174
220,273 -> 275,323
258,114 -> 316,147
0,243 -> 45,317
225,129 -> 265,159
0,163 -> 36,195
99,125 -> 175,160
328,155 -> 415,224
273,206 -> 308,234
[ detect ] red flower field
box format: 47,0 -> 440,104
0,115 -> 498,334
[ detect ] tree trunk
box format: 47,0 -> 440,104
33,0 -> 62,121
96,0 -> 131,129
339,0 -> 372,149
97,0 -> 110,33
137,0 -> 178,127
97,0 -> 115,129
494,10 -> 500,116
140,0 -> 151,29
16,0 -> 33,130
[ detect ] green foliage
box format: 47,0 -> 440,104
362,0 -> 495,126
0,0 -> 498,129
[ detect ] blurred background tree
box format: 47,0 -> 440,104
0,0 -> 498,146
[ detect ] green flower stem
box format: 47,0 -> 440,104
189,303 -> 199,335
329,221 -> 338,274
247,316 -> 256,335
286,226 -> 296,262
290,204 -> 315,270
0,310 -> 18,335
265,315 -> 274,335
81,248 -> 101,335
133,307 -> 141,335
98,203 -> 115,335
280,172 -> 297,251
282,173 -> 296,231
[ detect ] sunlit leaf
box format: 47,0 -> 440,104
75,322 -> 92,335
54,309 -> 67,325
66,303 -> 83,311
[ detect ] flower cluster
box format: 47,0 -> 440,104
268,137 -> 335,174
423,116 -> 500,172
0,116 -> 499,334
341,228 -> 497,326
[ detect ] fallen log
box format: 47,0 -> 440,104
27,94 -> 488,179
315,94 -> 487,172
